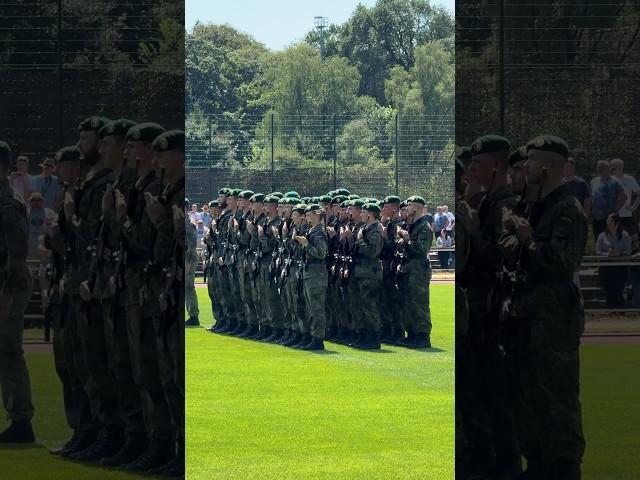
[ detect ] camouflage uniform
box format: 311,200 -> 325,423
302,223 -> 328,339
259,215 -> 283,331
185,215 -> 199,319
352,222 -> 384,335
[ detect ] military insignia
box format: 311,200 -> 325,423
132,129 -> 141,140
106,123 -> 115,134
534,136 -> 545,148
90,117 -> 100,129
158,137 -> 169,150
473,139 -> 483,152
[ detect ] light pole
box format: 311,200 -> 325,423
314,16 -> 328,61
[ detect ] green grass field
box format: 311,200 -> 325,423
186,284 -> 455,480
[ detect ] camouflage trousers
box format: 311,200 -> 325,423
185,260 -> 199,317
303,267 -> 327,339
127,304 -> 174,441
258,259 -> 283,329
380,271 -> 403,333
51,299 -> 92,432
237,261 -> 257,326
400,269 -> 432,336
353,275 -> 382,333
0,274 -> 34,423
207,264 -> 224,324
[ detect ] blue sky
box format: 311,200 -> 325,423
186,0 -> 455,51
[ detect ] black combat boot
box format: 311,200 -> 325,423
293,333 -> 311,349
333,327 -> 348,344
0,420 -> 35,444
276,329 -> 292,345
388,327 -> 406,345
237,324 -> 255,338
122,438 -> 176,472
283,331 -> 302,347
219,318 -> 237,334
61,429 -> 97,458
300,336 -> 325,351
351,330 -> 381,350
403,332 -> 431,349
248,325 -> 265,340
50,430 -> 80,455
549,458 -> 580,480
100,432 -> 148,467
229,321 -> 246,336
254,325 -> 272,341
151,441 -> 184,477
210,318 -> 227,332
185,316 -> 200,327
70,426 -> 124,462
264,327 -> 284,343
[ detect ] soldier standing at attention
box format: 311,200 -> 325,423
500,135 -> 587,480
185,198 -> 200,327
235,190 -> 257,337
211,188 -> 235,333
295,204 -> 328,351
0,140 -> 35,444
380,195 -> 405,344
396,195 -> 433,349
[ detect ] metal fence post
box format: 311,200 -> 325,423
270,112 -> 275,192
208,115 -> 213,196
333,114 -> 337,189
395,113 -> 399,195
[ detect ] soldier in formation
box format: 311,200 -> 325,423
4,118 -> 188,477
456,134 -> 587,480
202,188 -> 435,351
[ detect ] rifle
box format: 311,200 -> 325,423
250,213 -> 264,287
277,218 -> 293,294
139,166 -> 165,307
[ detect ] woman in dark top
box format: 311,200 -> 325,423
596,213 -> 632,307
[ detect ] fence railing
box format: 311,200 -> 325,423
186,113 -> 454,206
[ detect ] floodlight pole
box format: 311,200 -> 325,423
314,16 -> 328,61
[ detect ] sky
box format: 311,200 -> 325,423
186,0 -> 455,51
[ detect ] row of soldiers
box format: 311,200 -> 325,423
188,188 -> 434,351
456,134 -> 587,480
14,118 -> 185,476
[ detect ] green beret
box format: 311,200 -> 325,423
152,129 -> 184,153
271,192 -> 284,198
319,195 -> 332,204
509,145 -> 528,167
327,190 -> 337,197
383,195 -> 401,205
526,135 -> 569,158
305,204 -> 323,214
278,197 -> 288,205
127,122 -> 165,143
0,141 -> 11,163
209,200 -> 220,208
99,119 -> 137,139
471,135 -> 511,155
363,202 -> 381,214
264,195 -> 280,204
251,193 -> 266,203
284,191 -> 299,198
55,146 -> 81,164
351,199 -> 365,208
406,195 -> 426,206
239,190 -> 254,199
218,187 -> 230,195
78,116 -> 110,133
230,189 -> 242,197
292,203 -> 307,214
331,195 -> 347,205
335,188 -> 351,196
340,200 -> 351,208
347,194 -> 360,200
301,197 -> 311,203
455,146 -> 472,164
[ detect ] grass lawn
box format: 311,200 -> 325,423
581,344 -> 640,480
186,284 -> 455,480
0,352 -> 154,479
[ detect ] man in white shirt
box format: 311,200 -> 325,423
443,205 -> 455,238
9,155 -> 34,201
611,158 -> 640,234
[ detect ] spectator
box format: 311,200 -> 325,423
443,205 -> 455,238
610,158 -> 640,235
200,203 -> 212,228
596,213 -> 631,308
27,192 -> 47,258
189,203 -> 200,224
563,156 -> 592,217
434,206 -> 449,235
9,155 -> 34,200
195,219 -> 206,246
590,160 -> 626,241
32,156 -> 62,211
436,229 -> 452,269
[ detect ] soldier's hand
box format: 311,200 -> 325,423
63,191 -> 76,221
357,228 -> 364,241
114,190 -> 127,220
326,226 -> 336,238
218,257 -> 224,266
144,192 -> 163,225
101,183 -> 114,214
343,226 -> 353,239
282,221 -> 289,237
512,217 -> 533,242
295,235 -> 308,246
233,218 -> 239,231
257,225 -> 264,237
272,226 -> 279,238
398,228 -> 410,241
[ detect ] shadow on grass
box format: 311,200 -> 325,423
308,349 -> 339,355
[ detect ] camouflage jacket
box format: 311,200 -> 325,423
0,178 -> 30,294
404,214 -> 433,273
354,221 -> 384,279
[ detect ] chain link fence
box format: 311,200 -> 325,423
186,113 -> 454,206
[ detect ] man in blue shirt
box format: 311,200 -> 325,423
31,157 -> 62,211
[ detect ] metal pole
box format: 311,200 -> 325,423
56,0 -> 63,147
208,115 -> 212,196
333,114 -> 337,189
395,113 -> 399,195
498,0 -> 505,134
270,113 -> 275,192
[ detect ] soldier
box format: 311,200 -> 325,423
144,129 -> 186,476
396,195 -> 433,349
233,190 -> 256,336
204,199 -> 222,317
349,202 -> 384,350
282,202 -> 308,347
211,188 -> 236,334
380,195 -> 405,344
500,135 -> 587,480
185,197 -> 200,327
509,146 -> 528,197
275,195 -> 297,345
0,140 -> 35,444
115,122 -> 175,470
294,204 -> 328,350
245,193 -> 267,339
459,135 -> 521,479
